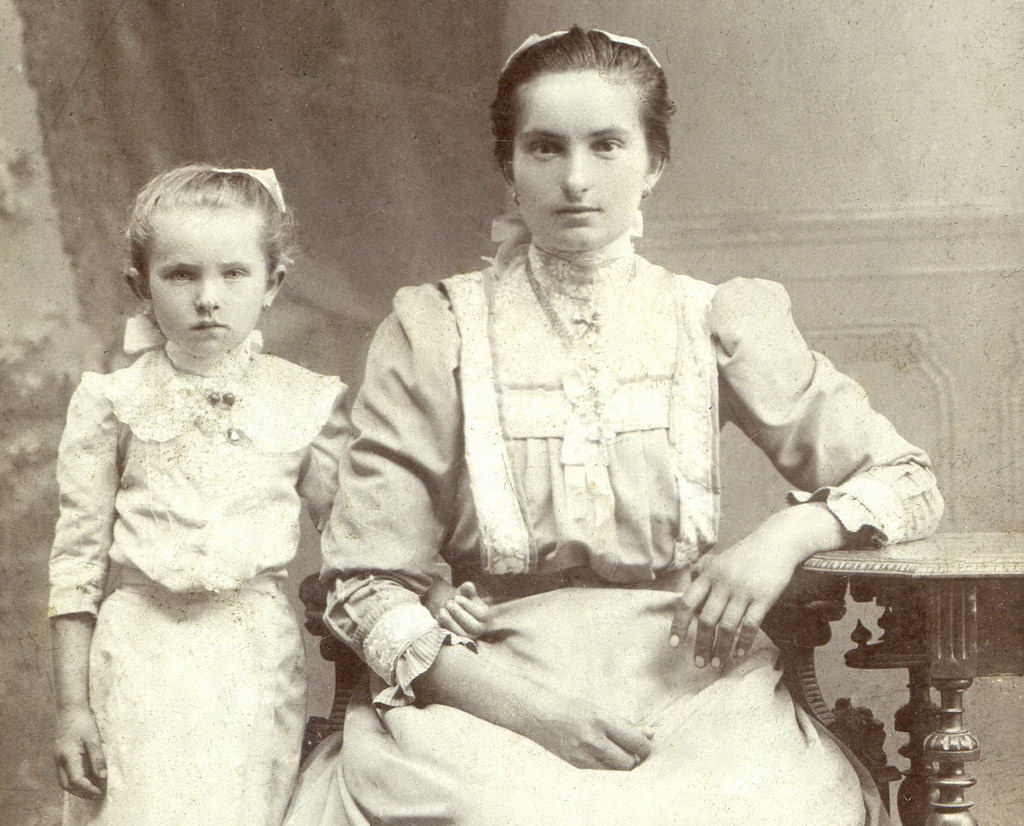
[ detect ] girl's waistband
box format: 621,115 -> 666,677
112,565 -> 288,602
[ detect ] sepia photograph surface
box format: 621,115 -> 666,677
1,1 -> 1022,824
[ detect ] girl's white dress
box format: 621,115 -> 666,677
284,241 -> 944,826
49,339 -> 348,826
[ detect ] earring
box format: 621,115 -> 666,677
641,187 -> 651,200
262,299 -> 273,310
512,191 -> 520,206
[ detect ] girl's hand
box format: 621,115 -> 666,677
522,688 -> 654,771
668,503 -> 845,668
423,580 -> 492,639
54,705 -> 107,799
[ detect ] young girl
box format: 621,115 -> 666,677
48,165 -> 351,826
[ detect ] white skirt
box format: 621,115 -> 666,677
285,587 -> 886,826
65,573 -> 306,826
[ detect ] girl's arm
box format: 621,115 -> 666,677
49,377 -> 120,797
296,381 -> 352,533
52,614 -> 106,798
672,278 -> 944,667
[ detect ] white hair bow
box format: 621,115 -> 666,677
502,29 -> 662,72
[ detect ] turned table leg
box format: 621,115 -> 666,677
923,677 -> 980,826
923,580 -> 979,826
896,664 -> 938,826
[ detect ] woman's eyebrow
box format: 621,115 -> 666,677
154,261 -> 197,273
519,126 -> 629,140
517,128 -> 565,141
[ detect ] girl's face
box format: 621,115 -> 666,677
145,206 -> 282,361
510,69 -> 664,255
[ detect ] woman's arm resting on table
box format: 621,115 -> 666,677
686,278 -> 945,668
669,501 -> 845,669
414,643 -> 653,771
51,613 -> 107,799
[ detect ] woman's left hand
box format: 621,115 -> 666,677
668,502 -> 846,668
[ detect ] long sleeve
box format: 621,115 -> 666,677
712,277 -> 943,545
320,284 -> 472,705
296,386 -> 352,532
49,376 -> 121,617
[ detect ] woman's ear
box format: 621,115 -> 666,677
644,155 -> 666,196
124,267 -> 150,300
262,266 -> 286,309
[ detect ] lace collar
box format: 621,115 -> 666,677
526,240 -> 636,301
83,347 -> 341,453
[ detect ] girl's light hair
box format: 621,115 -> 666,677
125,164 -> 296,298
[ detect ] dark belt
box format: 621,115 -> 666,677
465,565 -> 691,604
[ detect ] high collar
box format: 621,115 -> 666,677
528,235 -> 636,300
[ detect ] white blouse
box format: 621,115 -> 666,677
49,345 -> 349,616
319,247 -> 944,706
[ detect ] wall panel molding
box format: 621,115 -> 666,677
647,204 -> 1024,249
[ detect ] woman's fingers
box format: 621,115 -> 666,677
734,603 -> 768,659
583,723 -> 648,770
668,576 -> 710,647
605,718 -> 653,765
692,590 -> 728,668
710,598 -> 747,668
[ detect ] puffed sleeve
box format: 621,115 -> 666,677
48,375 -> 121,617
320,283 -> 473,707
296,384 -> 352,532
712,278 -> 944,545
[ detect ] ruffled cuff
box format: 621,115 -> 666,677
788,460 -> 943,547
788,465 -> 914,546
372,625 -> 476,709
354,600 -> 474,708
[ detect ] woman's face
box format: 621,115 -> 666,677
510,69 -> 663,255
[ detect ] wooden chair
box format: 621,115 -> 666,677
298,574 -> 364,762
298,571 -> 899,812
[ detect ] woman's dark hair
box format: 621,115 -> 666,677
491,27 -> 675,179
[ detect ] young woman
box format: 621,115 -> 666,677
286,28 -> 943,825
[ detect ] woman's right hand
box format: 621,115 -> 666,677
521,689 -> 653,771
54,705 -> 107,799
416,644 -> 652,771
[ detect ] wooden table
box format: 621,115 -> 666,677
800,533 -> 1024,826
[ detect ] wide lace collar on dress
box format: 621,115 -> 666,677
83,346 -> 340,453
